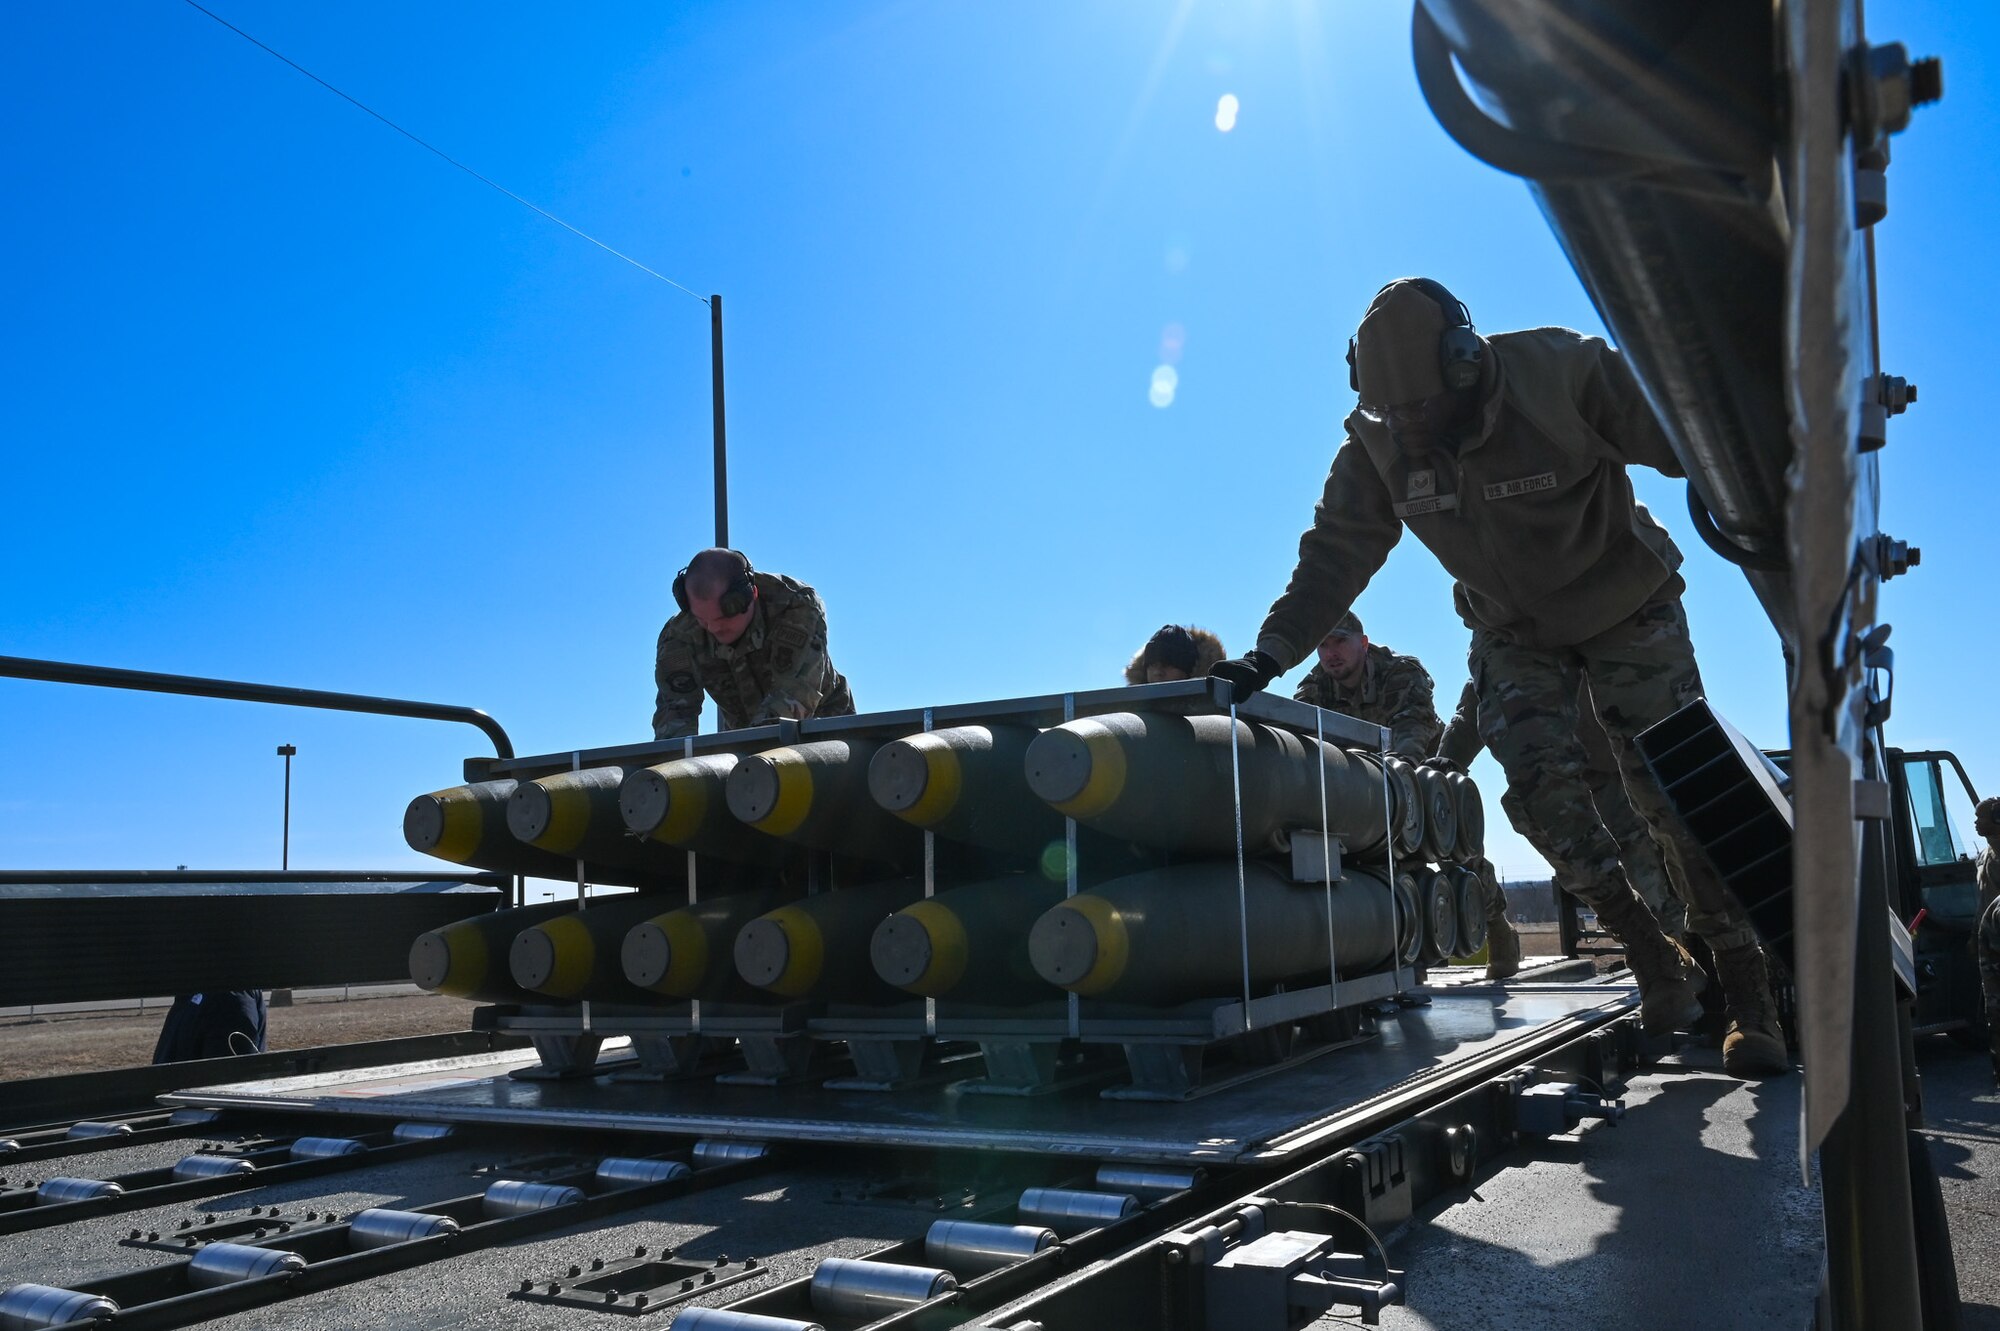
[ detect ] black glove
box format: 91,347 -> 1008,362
1419,755 -> 1463,775
1208,650 -> 1283,704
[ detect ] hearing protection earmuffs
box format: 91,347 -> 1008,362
1346,277 -> 1485,398
672,550 -> 757,618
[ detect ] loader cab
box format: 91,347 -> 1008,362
1886,748 -> 1988,1044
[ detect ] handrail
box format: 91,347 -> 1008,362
0,870 -> 505,885
0,654 -> 513,758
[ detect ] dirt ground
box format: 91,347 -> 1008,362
1518,921 -> 1561,954
0,991 -> 482,1082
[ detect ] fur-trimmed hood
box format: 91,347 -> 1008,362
1125,625 -> 1227,684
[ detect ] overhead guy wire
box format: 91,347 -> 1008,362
179,0 -> 708,304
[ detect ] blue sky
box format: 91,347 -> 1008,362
2,1 -> 1991,883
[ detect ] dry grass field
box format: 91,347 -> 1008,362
0,990 -> 480,1081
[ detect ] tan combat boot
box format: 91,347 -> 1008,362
1713,944 -> 1790,1079
1593,888 -> 1706,1034
1485,914 -> 1522,980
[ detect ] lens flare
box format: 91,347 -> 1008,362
1149,365 -> 1179,408
1214,93 -> 1240,132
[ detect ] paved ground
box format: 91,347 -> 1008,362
1919,1040 -> 2000,1329
1319,1036 -> 1999,1330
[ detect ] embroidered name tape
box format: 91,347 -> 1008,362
1483,472 -> 1558,501
1393,494 -> 1459,519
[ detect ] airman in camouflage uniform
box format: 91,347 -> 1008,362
1291,612 -> 1442,763
1437,675 -> 1687,937
1209,277 -> 1786,1077
1126,625 -> 1227,684
1291,611 -> 1522,977
652,551 -> 854,739
1975,797 -> 2000,1082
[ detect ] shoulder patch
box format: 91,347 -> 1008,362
668,670 -> 698,694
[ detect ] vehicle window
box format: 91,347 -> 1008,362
1938,758 -> 1985,864
1903,757 -> 1970,867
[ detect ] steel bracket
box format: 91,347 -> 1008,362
509,1246 -> 761,1316
514,1034 -> 605,1081
1201,1228 -> 1405,1328
1336,1136 -> 1410,1231
1513,1082 -> 1627,1137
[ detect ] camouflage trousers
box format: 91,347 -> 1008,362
1496,699 -> 1688,937
1980,896 -> 2000,1056
1466,854 -> 1509,923
1470,591 -> 1758,955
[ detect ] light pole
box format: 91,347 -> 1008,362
276,744 -> 296,870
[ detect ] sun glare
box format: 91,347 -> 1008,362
1214,92 -> 1240,132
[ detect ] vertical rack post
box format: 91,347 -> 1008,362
684,735 -> 701,1037
922,706 -> 937,1039
1316,709 -> 1339,1009
1228,701 -> 1253,1033
571,749 -> 590,1033
1064,693 -> 1080,1040
1384,728 -> 1406,997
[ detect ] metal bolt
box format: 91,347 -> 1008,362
568,1265 -> 581,1279
179,1219 -> 192,1230
715,1255 -> 729,1266
591,1258 -> 604,1271
1911,56 -> 1944,106
519,1280 -> 533,1292
634,1295 -> 650,1309
147,1231 -> 159,1242
1875,374 -> 1917,415
604,1291 -> 619,1304
681,1279 -> 694,1292
747,1257 -> 760,1269
635,1244 -> 647,1257
129,1229 -> 141,1240
1875,534 -> 1920,580
701,1271 -> 715,1285
549,1282 -> 562,1295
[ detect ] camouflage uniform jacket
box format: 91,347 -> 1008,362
1253,327 -> 1689,670
1293,643 -> 1442,762
1977,846 -> 2000,1041
1437,679 -> 1481,768
652,571 -> 854,739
